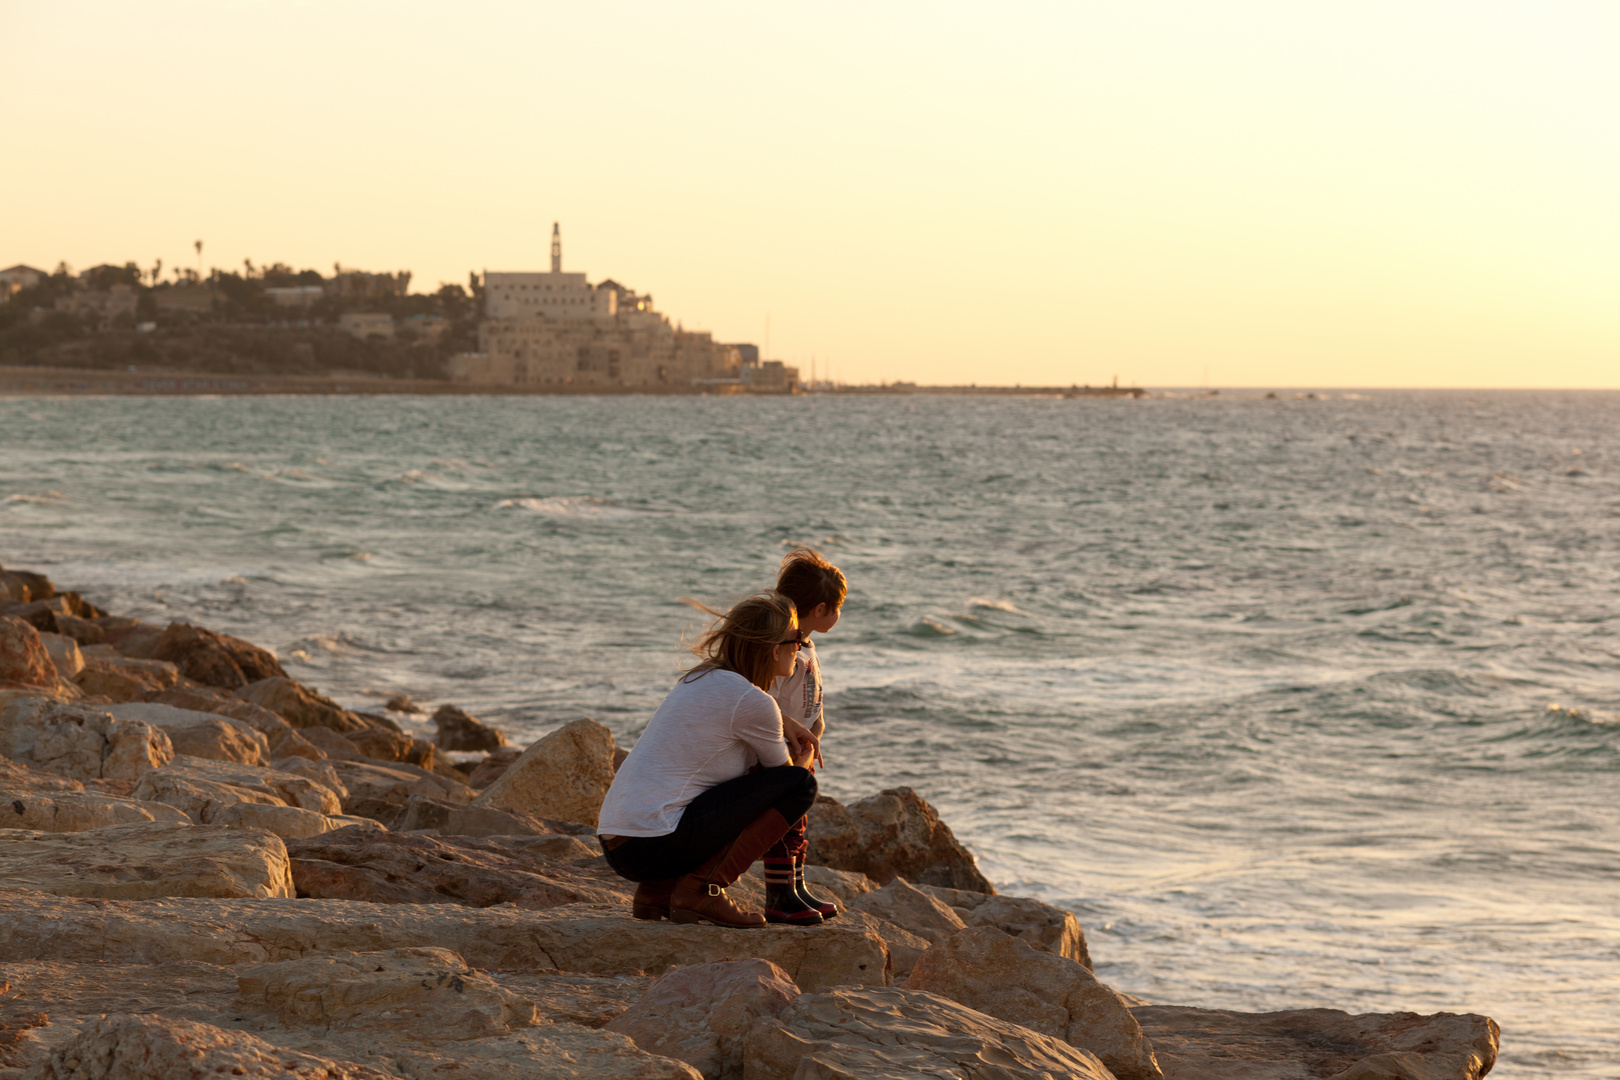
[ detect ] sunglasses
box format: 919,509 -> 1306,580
778,631 -> 805,649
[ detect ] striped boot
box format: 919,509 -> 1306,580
795,855 -> 839,920
762,854 -> 823,925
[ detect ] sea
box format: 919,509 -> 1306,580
2,390 -> 1616,1076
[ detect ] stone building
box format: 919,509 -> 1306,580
0,264 -> 45,298
464,223 -> 741,389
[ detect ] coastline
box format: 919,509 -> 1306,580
0,557 -> 1502,1079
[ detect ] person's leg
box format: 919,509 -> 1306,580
602,766 -> 816,923
762,815 -> 821,923
667,766 -> 817,927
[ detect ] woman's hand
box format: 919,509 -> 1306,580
783,718 -> 824,771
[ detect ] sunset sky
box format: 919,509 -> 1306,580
4,1 -> 1616,387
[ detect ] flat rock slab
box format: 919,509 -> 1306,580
1133,1005 -> 1500,1080
0,820 -> 293,899
2,790 -> 191,833
0,890 -> 891,991
744,985 -> 1118,1080
285,826 -> 627,909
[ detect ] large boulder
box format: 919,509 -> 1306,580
285,826 -> 629,908
94,617 -> 163,658
145,686 -> 325,760
235,676 -> 371,733
0,820 -> 294,899
132,754 -> 343,820
466,746 -> 521,788
0,889 -> 893,991
27,1014 -> 396,1080
908,927 -> 1160,1080
472,718 -> 616,827
235,946 -> 535,1039
922,883 -> 1092,967
37,631 -> 84,679
432,703 -> 508,752
807,787 -> 994,893
847,876 -> 968,944
210,801 -> 380,840
0,615 -> 58,689
394,792 -> 584,839
74,647 -> 180,701
106,702 -> 271,766
151,620 -> 287,690
743,985 -> 1118,1080
3,790 -> 191,832
604,959 -> 800,1079
332,759 -> 472,825
0,696 -> 172,781
1134,1004 -> 1500,1080
342,724 -> 461,778
0,750 -> 83,793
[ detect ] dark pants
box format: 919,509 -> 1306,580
603,765 -> 816,884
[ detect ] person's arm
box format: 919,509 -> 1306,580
732,693 -> 791,768
782,716 -> 822,769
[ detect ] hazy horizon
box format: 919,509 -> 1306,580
4,1 -> 1616,388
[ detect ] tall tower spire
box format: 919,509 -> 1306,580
550,222 -> 561,273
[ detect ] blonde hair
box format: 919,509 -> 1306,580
683,591 -> 798,691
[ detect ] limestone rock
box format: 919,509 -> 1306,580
235,676 -> 370,733
847,876 -> 968,944
51,612 -> 106,646
0,697 -> 172,781
342,725 -> 459,779
1,597 -> 73,634
0,615 -> 57,689
300,724 -> 367,760
831,910 -> 933,980
333,759 -> 471,825
807,787 -> 994,893
144,687 -> 324,760
0,889 -> 892,991
132,754 -> 343,819
744,985 -> 1118,1080
94,617 -> 164,658
37,633 -> 84,680
466,746 -> 521,788
1133,1004 -> 1499,1080
272,756 -> 346,797
605,959 -> 799,1079
431,703 -> 507,752
285,826 -> 629,908
472,718 -> 615,827
235,947 -> 536,1039
0,751 -> 84,793
0,820 -> 294,899
3,790 -> 191,832
105,702 -> 270,766
921,883 -> 1092,968
27,1014 -> 396,1080
907,927 -> 1160,1080
151,620 -> 287,690
211,801 -> 378,840
73,648 -> 180,701
395,793 -> 590,840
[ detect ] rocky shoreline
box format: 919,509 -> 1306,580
0,559 -> 1500,1079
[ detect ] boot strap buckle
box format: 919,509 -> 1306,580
706,883 -> 724,897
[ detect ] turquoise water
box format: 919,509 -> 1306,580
3,391 -> 1617,1075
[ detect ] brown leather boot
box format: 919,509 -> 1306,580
669,808 -> 793,928
632,878 -> 676,921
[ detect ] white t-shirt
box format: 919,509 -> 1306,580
597,667 -> 790,837
771,638 -> 823,730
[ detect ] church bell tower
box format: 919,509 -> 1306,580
550,222 -> 562,273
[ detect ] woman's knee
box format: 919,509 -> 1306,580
776,765 -> 817,820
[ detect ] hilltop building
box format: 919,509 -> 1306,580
455,222 -> 744,389
0,265 -> 45,298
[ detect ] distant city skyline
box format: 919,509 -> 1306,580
3,1 -> 1616,388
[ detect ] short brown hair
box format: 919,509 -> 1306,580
685,591 -> 798,691
776,547 -> 846,616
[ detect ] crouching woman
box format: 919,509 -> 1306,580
596,592 -> 818,928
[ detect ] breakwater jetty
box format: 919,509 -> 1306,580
0,557 -> 1499,1079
